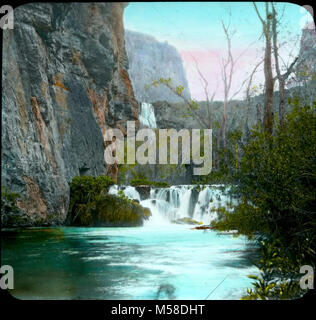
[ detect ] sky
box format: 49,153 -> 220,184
124,2 -> 315,101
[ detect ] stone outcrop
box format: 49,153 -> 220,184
2,3 -> 138,226
125,30 -> 190,103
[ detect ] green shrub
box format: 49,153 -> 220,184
241,238 -> 308,300
68,175 -> 114,215
153,181 -> 170,187
212,100 -> 316,299
67,175 -> 150,227
235,102 -> 315,265
130,177 -> 170,188
1,187 -> 20,215
212,200 -> 270,238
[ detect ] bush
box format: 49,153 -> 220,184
237,102 -> 315,265
212,100 -> 316,299
130,177 -> 170,188
1,187 -> 26,227
68,175 -> 114,214
67,175 -> 150,227
1,187 -> 20,216
241,238 -> 308,300
212,199 -> 270,238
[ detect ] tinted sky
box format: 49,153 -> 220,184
124,2 -> 315,100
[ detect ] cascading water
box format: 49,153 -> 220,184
109,184 -> 236,226
138,102 -> 157,129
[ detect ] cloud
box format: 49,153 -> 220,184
180,49 -> 262,101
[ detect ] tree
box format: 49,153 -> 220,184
149,19 -> 252,170
191,55 -> 218,129
271,3 -> 299,128
213,99 -> 316,299
253,2 -> 274,134
245,59 -> 264,128
219,21 -> 235,150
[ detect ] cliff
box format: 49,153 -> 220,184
125,30 -> 191,103
299,27 -> 316,72
287,26 -> 316,105
1,3 -> 138,226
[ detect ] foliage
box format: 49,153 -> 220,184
67,175 -> 150,227
193,169 -> 231,185
147,77 -> 202,123
212,200 -> 269,238
68,175 -> 114,215
1,187 -> 20,216
241,238 -> 308,300
1,187 -> 28,227
212,100 -> 316,299
130,177 -> 170,188
117,189 -> 133,203
242,275 -> 304,300
237,101 -> 315,265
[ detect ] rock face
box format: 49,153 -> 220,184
125,30 -> 190,103
286,27 -> 316,106
299,27 -> 316,72
153,101 -> 200,130
2,3 -> 138,226
296,27 -> 316,98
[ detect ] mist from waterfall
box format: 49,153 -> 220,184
109,185 -> 237,226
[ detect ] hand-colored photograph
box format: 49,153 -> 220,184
1,2 -> 315,300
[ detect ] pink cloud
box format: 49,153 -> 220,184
180,48 -> 263,101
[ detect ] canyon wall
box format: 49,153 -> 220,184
1,3 -> 138,226
125,30 -> 191,103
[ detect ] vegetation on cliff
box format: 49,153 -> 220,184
1,187 -> 24,227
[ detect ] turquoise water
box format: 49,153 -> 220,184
1,225 -> 258,300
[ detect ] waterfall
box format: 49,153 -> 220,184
139,102 -> 157,129
108,184 -> 235,226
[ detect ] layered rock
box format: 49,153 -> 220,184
125,30 -> 190,103
1,3 -> 138,226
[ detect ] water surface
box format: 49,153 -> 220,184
1,225 -> 258,300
